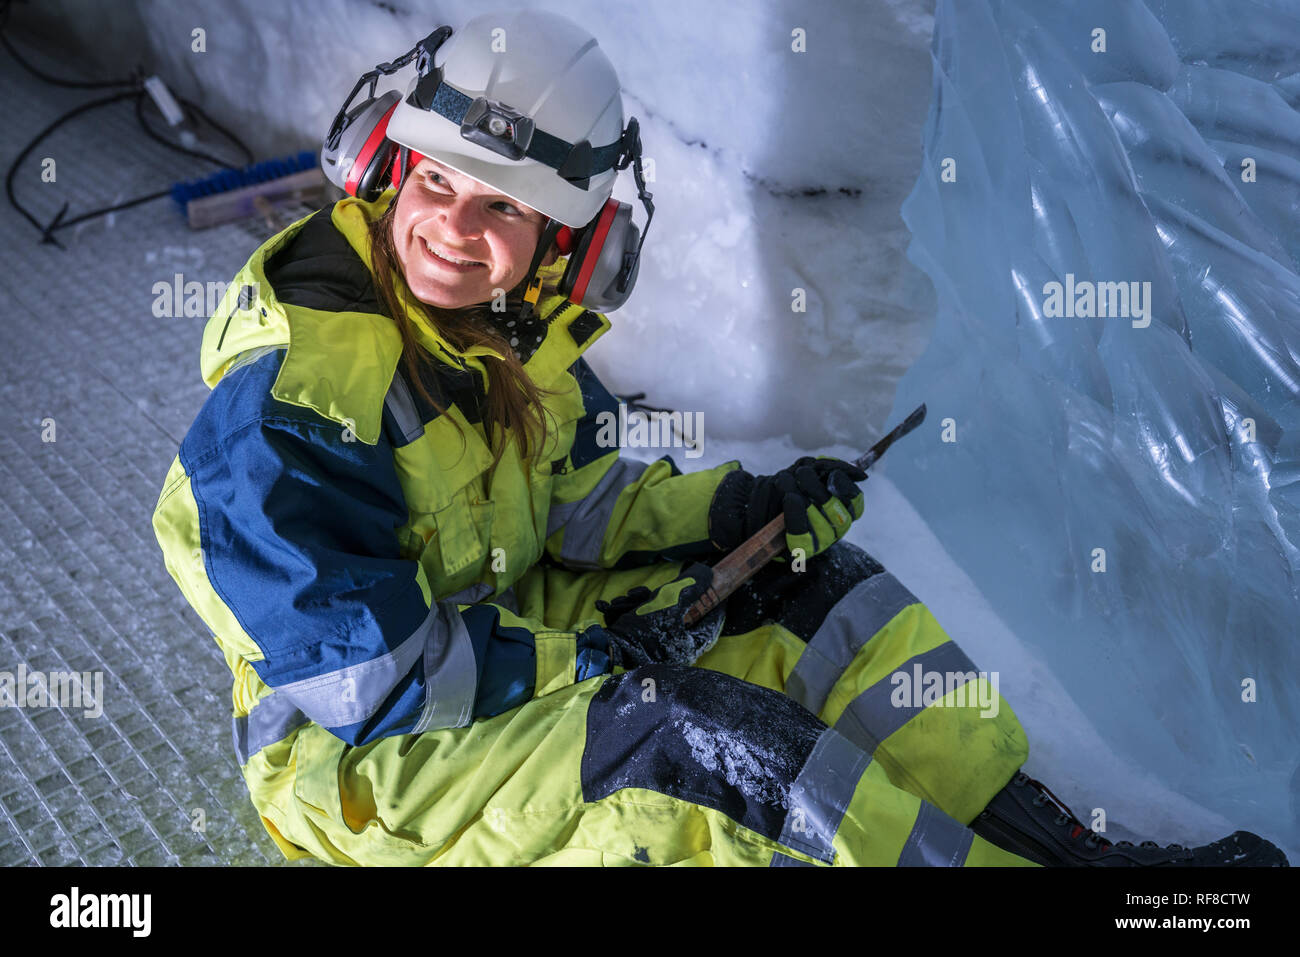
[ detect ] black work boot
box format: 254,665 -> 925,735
971,770 -> 1290,867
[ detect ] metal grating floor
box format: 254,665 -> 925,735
0,42 -> 317,866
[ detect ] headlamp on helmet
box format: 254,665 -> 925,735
460,98 -> 535,161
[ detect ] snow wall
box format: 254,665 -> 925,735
889,0 -> 1300,849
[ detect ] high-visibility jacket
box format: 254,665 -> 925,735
152,192 -> 1035,866
152,193 -> 738,758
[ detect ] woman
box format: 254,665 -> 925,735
151,11 -> 1285,867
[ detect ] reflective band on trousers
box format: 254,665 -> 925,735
833,640 -> 982,756
777,725 -> 871,864
786,572 -> 919,716
545,456 -> 648,568
232,693 -> 309,765
896,801 -> 975,867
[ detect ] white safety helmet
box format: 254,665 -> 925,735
386,9 -> 626,228
322,13 -> 654,314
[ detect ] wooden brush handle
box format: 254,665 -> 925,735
684,514 -> 788,625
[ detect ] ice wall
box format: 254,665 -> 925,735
890,0 -> 1300,847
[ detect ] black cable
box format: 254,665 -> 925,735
613,391 -> 695,446
46,94 -> 254,236
0,0 -> 137,90
616,391 -> 675,415
135,94 -> 239,169
5,89 -> 244,243
0,0 -> 252,170
4,89 -> 143,246
179,98 -> 254,167
2,2 -> 261,243
51,187 -> 172,232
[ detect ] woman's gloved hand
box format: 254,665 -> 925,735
708,455 -> 867,560
593,563 -> 724,668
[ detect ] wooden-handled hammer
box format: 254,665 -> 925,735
683,403 -> 927,625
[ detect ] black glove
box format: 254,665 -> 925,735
708,456 -> 867,559
593,563 -> 724,668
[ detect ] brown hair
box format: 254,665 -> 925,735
366,191 -> 562,473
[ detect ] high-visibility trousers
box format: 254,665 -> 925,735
244,542 -> 1039,866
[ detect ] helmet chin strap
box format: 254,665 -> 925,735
518,217 -> 565,322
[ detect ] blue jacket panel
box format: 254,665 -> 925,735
180,348 -> 563,745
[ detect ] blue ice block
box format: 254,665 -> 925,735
890,0 -> 1300,852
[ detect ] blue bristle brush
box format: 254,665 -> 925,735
171,150 -> 328,228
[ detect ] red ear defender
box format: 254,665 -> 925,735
345,100 -> 401,199
390,149 -> 426,192
562,199 -> 622,306
325,26 -> 649,310
555,225 -> 575,255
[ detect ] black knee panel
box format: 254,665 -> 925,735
582,665 -> 828,844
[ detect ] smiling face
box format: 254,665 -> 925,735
391,156 -> 558,309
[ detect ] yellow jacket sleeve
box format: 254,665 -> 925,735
544,359 -> 741,569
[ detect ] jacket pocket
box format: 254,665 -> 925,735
432,494 -> 493,578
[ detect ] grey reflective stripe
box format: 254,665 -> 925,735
274,624 -> 429,729
231,693 -> 309,765
384,370 -> 425,443
412,603 -> 478,732
444,583 -> 518,616
445,582 -> 493,605
777,726 -> 871,864
787,572 -> 918,715
232,604 -> 477,758
224,344 -> 282,377
770,851 -> 817,867
547,457 -> 648,568
546,499 -> 581,539
896,802 -> 974,867
833,641 -> 981,756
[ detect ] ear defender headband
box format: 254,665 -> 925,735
321,26 -> 654,316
